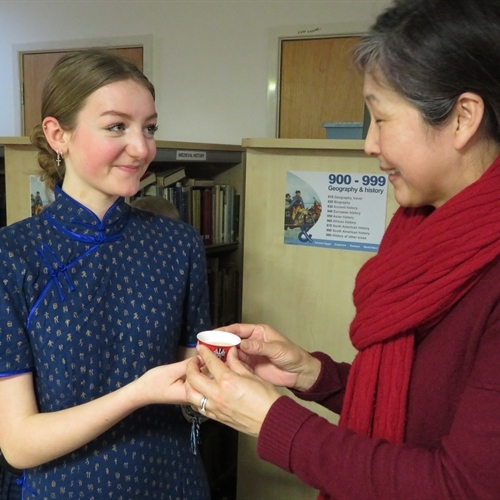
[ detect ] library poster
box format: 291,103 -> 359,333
30,176 -> 54,216
284,170 -> 388,252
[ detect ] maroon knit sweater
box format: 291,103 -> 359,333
257,256 -> 500,500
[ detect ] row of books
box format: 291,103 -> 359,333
137,168 -> 240,245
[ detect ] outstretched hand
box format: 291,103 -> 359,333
185,345 -> 281,437
220,323 -> 321,392
134,358 -> 192,406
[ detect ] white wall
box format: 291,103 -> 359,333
0,0 -> 391,145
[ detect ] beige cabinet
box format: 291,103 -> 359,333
237,138 -> 398,500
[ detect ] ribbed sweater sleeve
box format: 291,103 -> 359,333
257,351 -> 351,485
257,396 -> 314,473
290,351 -> 351,412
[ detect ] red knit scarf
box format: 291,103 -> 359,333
318,155 -> 500,500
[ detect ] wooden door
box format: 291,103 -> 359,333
21,47 -> 144,136
279,36 -> 364,139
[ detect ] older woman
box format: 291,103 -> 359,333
186,0 -> 500,498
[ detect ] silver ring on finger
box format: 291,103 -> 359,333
200,395 -> 208,414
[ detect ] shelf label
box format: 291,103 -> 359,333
284,170 -> 388,252
176,150 -> 207,161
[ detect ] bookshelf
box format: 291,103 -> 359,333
0,137 -> 245,500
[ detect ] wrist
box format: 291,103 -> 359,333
124,377 -> 149,410
294,354 -> 322,392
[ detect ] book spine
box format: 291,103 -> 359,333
174,182 -> 183,218
227,186 -> 235,243
184,178 -> 215,187
201,188 -> 213,245
192,188 -> 202,235
181,185 -> 191,223
213,185 -> 221,245
222,185 -> 229,244
233,193 -> 240,242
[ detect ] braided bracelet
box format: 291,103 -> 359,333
181,405 -> 208,455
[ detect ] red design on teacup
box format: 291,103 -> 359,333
196,330 -> 241,362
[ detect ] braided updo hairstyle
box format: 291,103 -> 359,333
30,49 -> 155,190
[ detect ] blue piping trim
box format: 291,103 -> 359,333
0,369 -> 32,378
44,211 -> 125,244
16,471 -> 37,496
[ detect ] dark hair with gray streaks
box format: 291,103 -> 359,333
354,0 -> 500,145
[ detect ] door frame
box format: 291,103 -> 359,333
266,21 -> 371,138
12,34 -> 153,135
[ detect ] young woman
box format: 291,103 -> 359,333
0,50 -> 211,500
185,0 -> 500,498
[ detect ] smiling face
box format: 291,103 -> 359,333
59,79 -> 157,216
363,71 -> 484,209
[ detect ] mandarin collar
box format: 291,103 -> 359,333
43,185 -> 130,243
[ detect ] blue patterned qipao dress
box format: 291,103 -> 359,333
0,186 -> 211,500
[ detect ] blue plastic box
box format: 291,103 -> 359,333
322,122 -> 363,139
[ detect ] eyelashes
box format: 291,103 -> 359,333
107,122 -> 126,132
106,122 -> 159,136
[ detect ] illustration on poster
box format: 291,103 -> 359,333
284,173 -> 323,243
